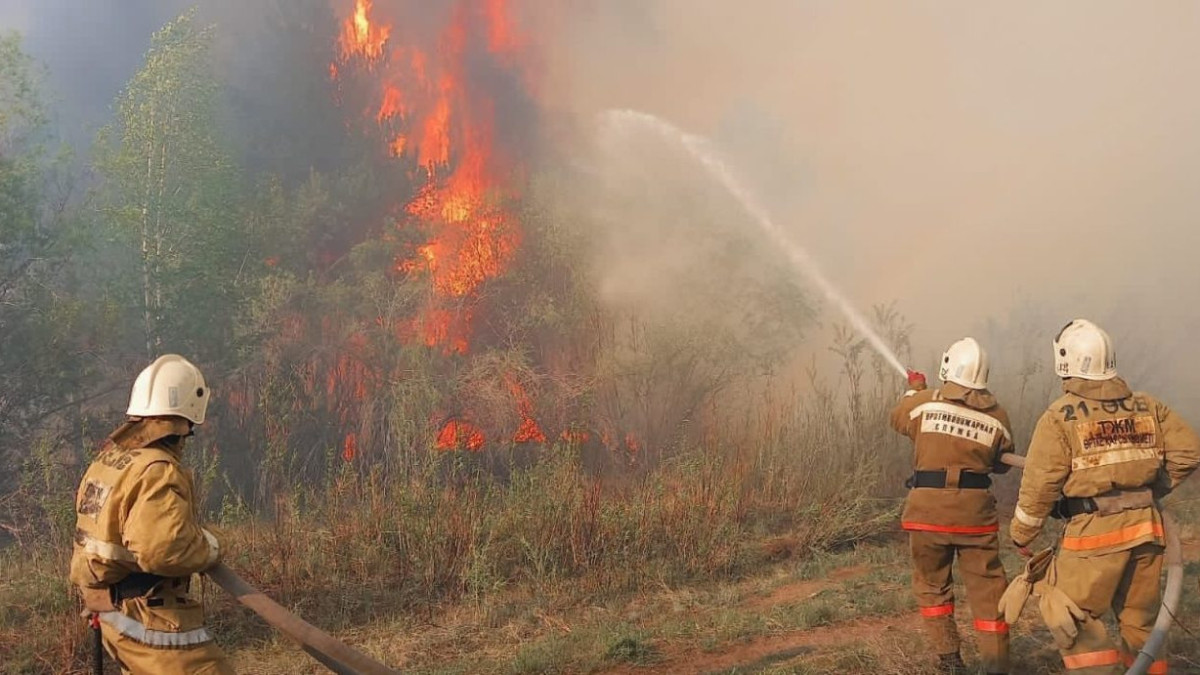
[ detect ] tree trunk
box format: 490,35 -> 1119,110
153,116 -> 169,353
140,104 -> 158,358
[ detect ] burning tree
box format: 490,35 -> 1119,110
213,0 -> 810,503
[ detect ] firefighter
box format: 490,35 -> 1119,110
892,337 -> 1014,674
1011,320 -> 1200,674
69,354 -> 234,674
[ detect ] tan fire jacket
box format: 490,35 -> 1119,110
891,381 -> 1015,533
1010,378 -> 1200,554
69,418 -> 221,590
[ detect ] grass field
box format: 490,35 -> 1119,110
6,363 -> 1200,674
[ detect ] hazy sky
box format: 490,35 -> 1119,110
4,0 -> 1199,417
548,1 -> 1200,414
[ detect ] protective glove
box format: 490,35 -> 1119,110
1036,584 -> 1088,649
996,548 -> 1053,624
906,369 -> 927,391
997,576 -> 1031,625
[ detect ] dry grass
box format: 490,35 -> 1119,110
0,383 -> 903,674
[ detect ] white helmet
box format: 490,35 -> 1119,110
1054,319 -> 1116,380
939,337 -> 990,389
126,354 -> 211,424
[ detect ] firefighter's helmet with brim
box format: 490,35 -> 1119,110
126,354 -> 210,424
939,337 -> 990,389
1053,319 -> 1117,380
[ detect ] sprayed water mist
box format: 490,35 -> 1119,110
600,109 -> 909,379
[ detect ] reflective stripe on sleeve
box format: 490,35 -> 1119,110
80,534 -> 137,563
1013,505 -> 1045,529
99,611 -> 212,647
973,619 -> 1009,633
1063,649 -> 1122,670
919,603 -> 954,617
202,528 -> 219,567
1061,522 -> 1164,551
901,521 -> 999,535
1071,447 -> 1162,471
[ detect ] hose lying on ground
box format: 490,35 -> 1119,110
206,563 -> 401,675
999,453 -> 1182,675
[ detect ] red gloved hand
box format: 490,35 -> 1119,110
906,369 -> 927,390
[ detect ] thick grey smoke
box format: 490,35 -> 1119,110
546,1 -> 1200,421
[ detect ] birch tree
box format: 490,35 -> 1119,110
95,10 -> 240,359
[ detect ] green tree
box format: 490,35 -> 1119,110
0,33 -> 100,495
94,10 -> 245,362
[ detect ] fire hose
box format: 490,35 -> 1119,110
998,453 -> 1182,675
205,563 -> 401,675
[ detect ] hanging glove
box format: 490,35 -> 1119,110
996,547 -> 1053,624
906,369 -> 927,391
1036,584 -> 1089,649
1031,555 -> 1088,649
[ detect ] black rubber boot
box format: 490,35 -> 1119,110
937,652 -> 967,674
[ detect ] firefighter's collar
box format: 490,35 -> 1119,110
108,416 -> 193,453
1061,376 -> 1133,401
939,382 -> 997,410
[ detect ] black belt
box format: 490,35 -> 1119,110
906,470 -> 991,490
1052,487 -> 1157,520
109,572 -> 182,603
1051,496 -> 1097,520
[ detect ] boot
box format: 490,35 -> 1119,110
937,652 -> 967,674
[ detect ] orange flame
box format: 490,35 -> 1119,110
339,0 -> 390,63
437,420 -> 485,451
560,428 -> 590,445
334,0 -> 528,355
331,0 -> 544,451
507,375 -> 546,443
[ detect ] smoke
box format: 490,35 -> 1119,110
542,0 -> 1200,419
0,0 -> 194,146
6,0 -> 1200,422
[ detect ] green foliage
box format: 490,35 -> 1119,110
92,10 -> 247,362
0,34 -> 104,503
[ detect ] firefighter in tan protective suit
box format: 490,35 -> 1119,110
892,338 -> 1014,675
70,354 -> 234,674
1010,320 -> 1200,674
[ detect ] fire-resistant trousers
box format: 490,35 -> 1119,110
1049,543 -> 1166,674
98,592 -> 235,675
910,530 -> 1010,674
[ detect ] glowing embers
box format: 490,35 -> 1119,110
507,375 -> 546,443
436,419 -> 485,451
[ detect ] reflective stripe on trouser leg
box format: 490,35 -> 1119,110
957,531 -> 1009,674
1123,653 -> 1168,674
1060,618 -> 1123,674
910,531 -> 959,655
1062,648 -> 1123,672
1051,549 -> 1133,674
1113,544 -> 1163,662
